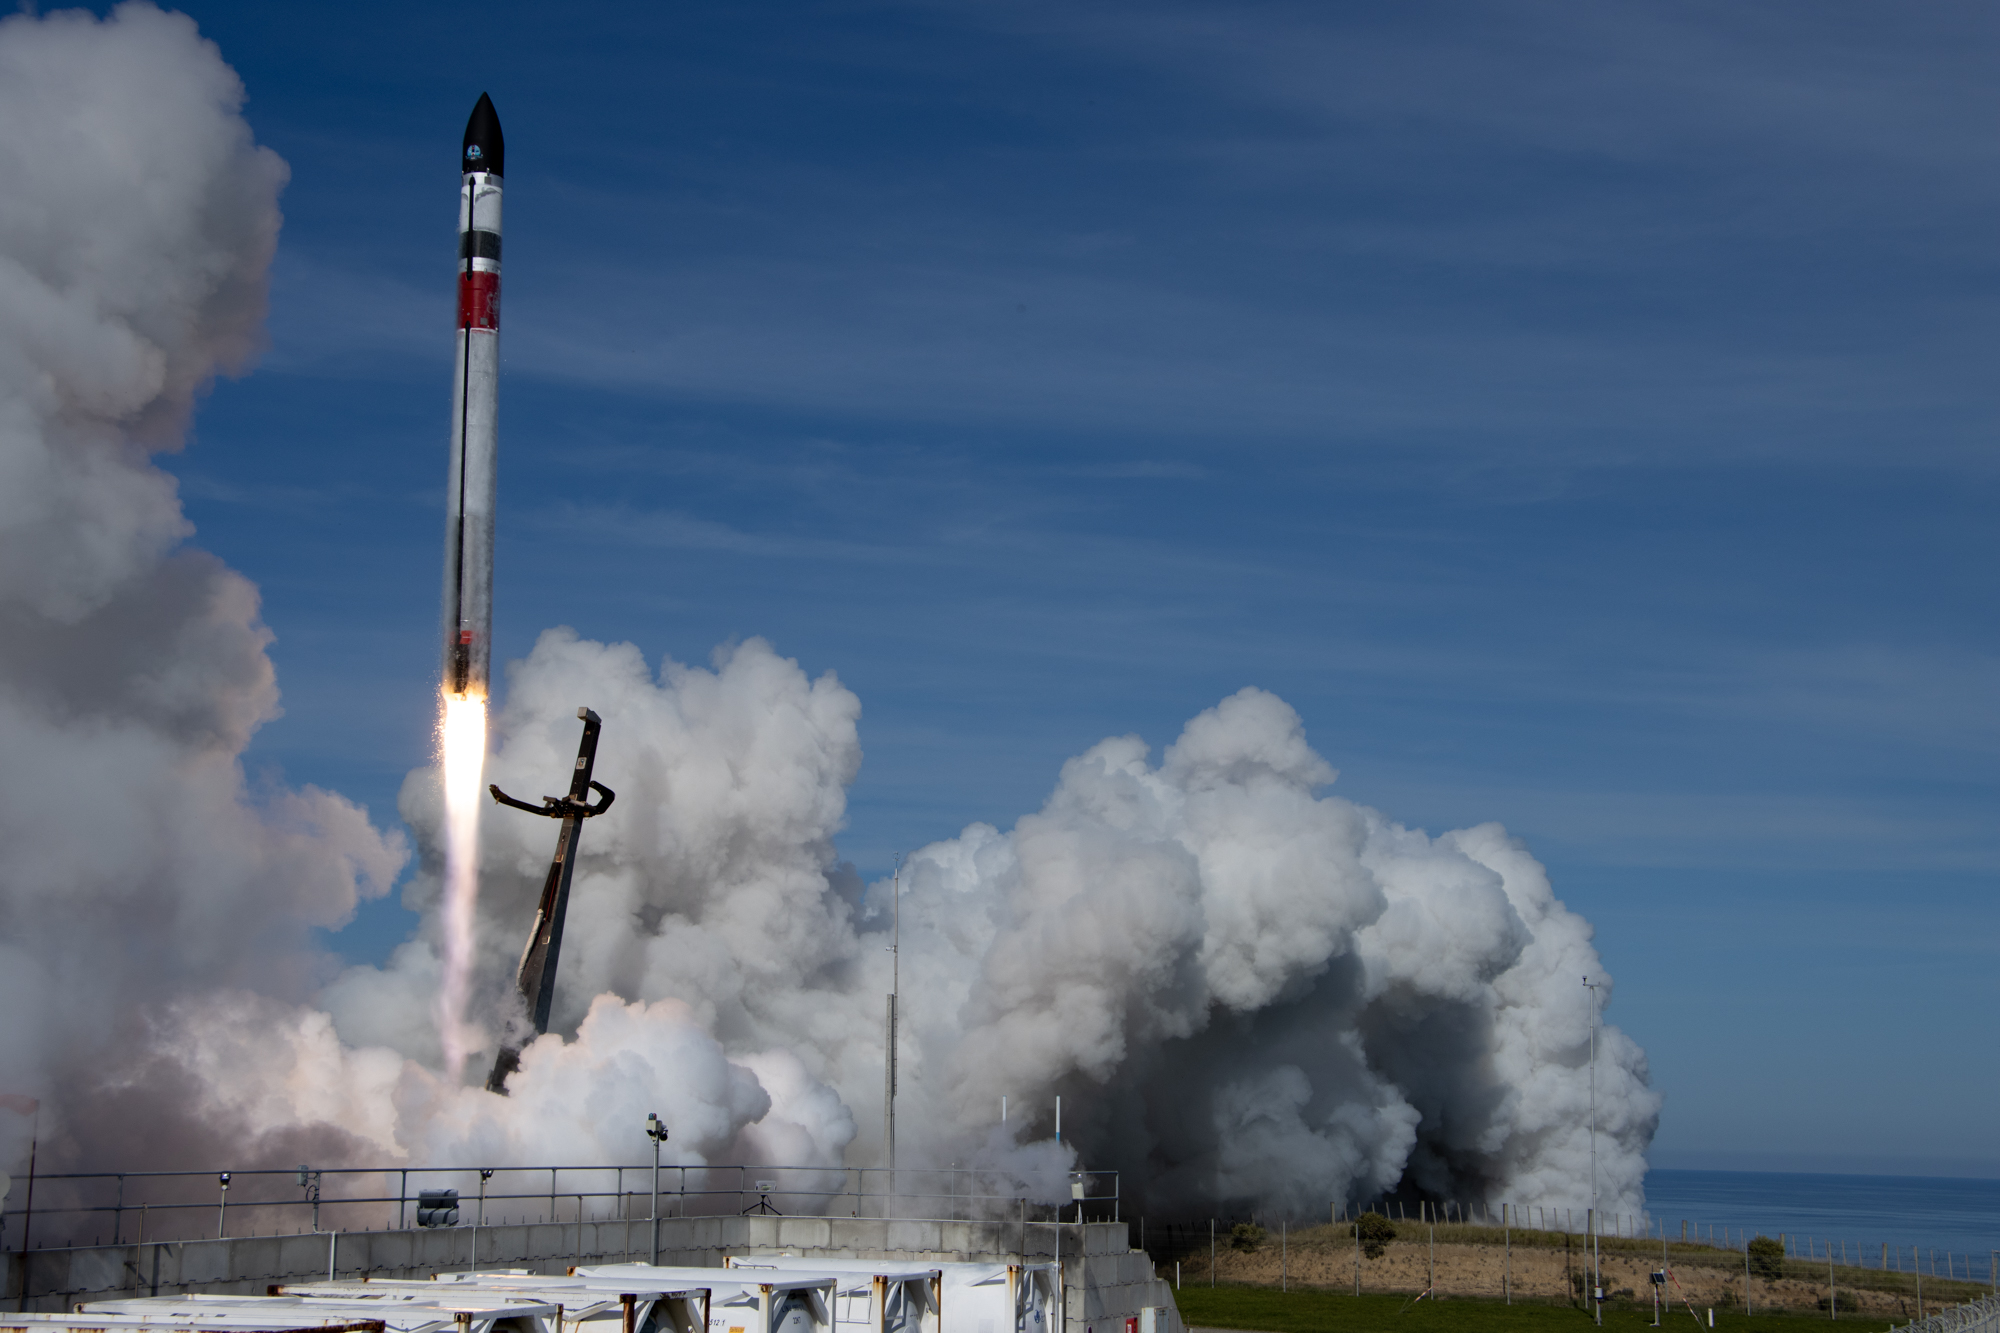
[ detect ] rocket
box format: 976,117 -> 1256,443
443,93 -> 504,700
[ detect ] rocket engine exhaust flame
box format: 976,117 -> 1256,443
434,692 -> 487,1080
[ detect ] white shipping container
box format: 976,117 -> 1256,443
3,1314 -> 390,1333
78,1295 -> 557,1333
713,1259 -> 1052,1333
723,1259 -> 938,1333
573,1267 -> 834,1333
284,1275 -> 709,1333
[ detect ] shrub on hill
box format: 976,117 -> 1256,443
1748,1236 -> 1786,1279
1356,1211 -> 1396,1260
1230,1223 -> 1267,1252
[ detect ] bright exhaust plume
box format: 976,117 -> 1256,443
435,691 -> 488,1081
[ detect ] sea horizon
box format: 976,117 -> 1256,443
1641,1167 -> 2000,1282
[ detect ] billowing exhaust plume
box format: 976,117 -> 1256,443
0,0 -> 404,1175
0,2 -> 1658,1239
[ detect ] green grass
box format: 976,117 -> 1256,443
1170,1283 -> 1898,1333
1257,1225 -> 1990,1301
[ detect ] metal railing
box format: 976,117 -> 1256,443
0,1163 -> 1120,1251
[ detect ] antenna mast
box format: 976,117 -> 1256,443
884,854 -> 902,1177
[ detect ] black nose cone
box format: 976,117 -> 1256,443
462,92 -> 504,176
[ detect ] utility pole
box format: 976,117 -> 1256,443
884,854 -> 902,1184
1584,976 -> 1606,1327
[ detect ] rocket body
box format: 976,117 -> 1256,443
443,94 -> 504,699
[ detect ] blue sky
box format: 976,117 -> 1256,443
134,0 -> 1996,1173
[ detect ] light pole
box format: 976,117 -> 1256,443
473,1169 -> 493,1273
646,1112 -> 669,1264
216,1173 -> 230,1239
1584,976 -> 1606,1326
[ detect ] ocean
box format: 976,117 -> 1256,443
1643,1169 -> 2000,1283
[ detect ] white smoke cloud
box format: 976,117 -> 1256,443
323,644 -> 1655,1220
0,0 -> 1657,1237
0,2 -> 404,1181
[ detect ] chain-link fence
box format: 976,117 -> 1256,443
1900,1294 -> 2000,1333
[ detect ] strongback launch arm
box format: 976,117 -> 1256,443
484,707 -> 615,1094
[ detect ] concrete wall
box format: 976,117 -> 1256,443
0,1217 -> 1180,1333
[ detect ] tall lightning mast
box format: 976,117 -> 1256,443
884,854 -> 901,1175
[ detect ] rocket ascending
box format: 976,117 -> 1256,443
443,92 -> 503,699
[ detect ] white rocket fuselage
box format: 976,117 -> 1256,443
443,95 -> 503,700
